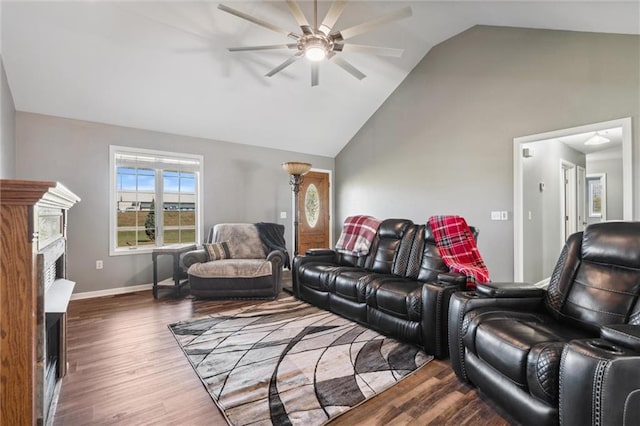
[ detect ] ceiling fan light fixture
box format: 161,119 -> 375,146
305,46 -> 327,61
303,38 -> 329,61
585,132 -> 611,146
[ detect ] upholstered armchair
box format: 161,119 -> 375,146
448,222 -> 640,425
183,223 -> 286,298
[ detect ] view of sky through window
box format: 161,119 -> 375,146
117,168 -> 196,193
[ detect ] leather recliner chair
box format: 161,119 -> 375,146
448,222 -> 640,425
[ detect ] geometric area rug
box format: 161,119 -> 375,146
169,297 -> 433,425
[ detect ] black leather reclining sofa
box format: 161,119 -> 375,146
292,218 -> 477,358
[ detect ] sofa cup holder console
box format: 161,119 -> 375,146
586,339 -> 624,355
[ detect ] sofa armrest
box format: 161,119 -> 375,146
291,252 -> 339,298
601,324 -> 640,352
448,290 -> 546,382
561,338 -> 640,426
183,249 -> 208,268
422,280 -> 465,358
437,272 -> 466,286
475,281 -> 545,298
266,249 -> 286,266
306,248 -> 336,256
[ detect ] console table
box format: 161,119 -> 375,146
152,243 -> 196,298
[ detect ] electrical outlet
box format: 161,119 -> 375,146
491,211 -> 501,221
96,260 -> 103,270
280,211 -> 287,219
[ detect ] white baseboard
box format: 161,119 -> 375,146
71,283 -> 153,300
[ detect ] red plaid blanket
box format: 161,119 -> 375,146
428,215 -> 490,289
335,215 -> 382,257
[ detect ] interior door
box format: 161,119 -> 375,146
561,161 -> 576,244
577,166 -> 586,231
297,171 -> 330,255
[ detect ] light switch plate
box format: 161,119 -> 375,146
491,211 -> 501,221
280,211 -> 287,219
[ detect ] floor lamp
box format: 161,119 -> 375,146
282,162 -> 312,256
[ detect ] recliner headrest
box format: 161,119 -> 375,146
378,219 -> 413,239
582,222 -> 640,269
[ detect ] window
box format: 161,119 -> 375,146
109,146 -> 203,255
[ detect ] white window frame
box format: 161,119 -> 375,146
109,145 -> 204,256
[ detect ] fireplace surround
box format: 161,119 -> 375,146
0,180 -> 80,425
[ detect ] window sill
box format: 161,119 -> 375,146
109,247 -> 156,257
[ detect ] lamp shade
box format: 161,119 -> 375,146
282,162 -> 312,175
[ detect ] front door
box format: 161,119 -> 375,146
297,171 -> 330,255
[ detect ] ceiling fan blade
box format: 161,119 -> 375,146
330,55 -> 366,80
335,44 -> 404,57
311,62 -> 319,87
286,1 -> 313,35
265,51 -> 304,77
229,44 -> 298,52
319,0 -> 348,35
333,6 -> 412,41
218,4 -> 299,40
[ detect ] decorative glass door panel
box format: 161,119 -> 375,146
298,171 -> 330,254
304,184 -> 320,228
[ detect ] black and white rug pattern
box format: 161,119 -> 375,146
169,297 -> 432,425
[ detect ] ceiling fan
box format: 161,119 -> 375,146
218,0 -> 412,86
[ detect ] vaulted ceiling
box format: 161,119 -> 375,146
2,1 -> 638,157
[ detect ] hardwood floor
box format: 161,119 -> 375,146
53,289 -> 511,425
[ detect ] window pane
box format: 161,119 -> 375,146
162,170 -> 196,245
180,176 -> 195,193
163,228 -> 195,244
115,167 -> 156,249
164,176 -> 180,193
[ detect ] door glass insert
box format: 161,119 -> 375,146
304,183 -> 320,228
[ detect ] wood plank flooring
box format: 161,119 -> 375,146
52,289 -> 511,425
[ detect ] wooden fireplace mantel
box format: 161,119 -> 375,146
0,179 -> 80,425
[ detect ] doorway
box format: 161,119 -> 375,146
296,170 -> 331,255
513,117 -> 633,282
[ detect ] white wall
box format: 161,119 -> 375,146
1,57 -> 16,178
16,112 -> 333,293
335,26 -> 640,281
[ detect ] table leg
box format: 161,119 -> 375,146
173,254 -> 181,297
152,254 -> 158,299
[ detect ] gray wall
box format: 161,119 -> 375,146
16,112 -> 333,293
335,26 -> 640,281
522,140 -> 585,283
1,57 -> 16,178
586,155 -> 623,222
